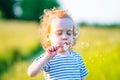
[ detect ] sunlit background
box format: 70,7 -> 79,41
58,0 -> 120,24
0,0 -> 120,80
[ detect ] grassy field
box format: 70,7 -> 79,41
0,20 -> 40,56
0,20 -> 120,80
0,20 -> 40,62
0,20 -> 41,78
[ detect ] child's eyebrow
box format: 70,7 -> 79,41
56,30 -> 63,32
67,29 -> 72,31
56,29 -> 72,32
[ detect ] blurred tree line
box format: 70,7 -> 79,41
0,0 -> 59,21
78,21 -> 120,28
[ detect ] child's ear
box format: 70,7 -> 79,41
46,34 -> 51,47
46,34 -> 50,41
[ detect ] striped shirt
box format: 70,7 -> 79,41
35,50 -> 88,80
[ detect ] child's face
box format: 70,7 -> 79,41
49,17 -> 74,51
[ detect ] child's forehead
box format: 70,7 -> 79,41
51,17 -> 73,29
51,17 -> 73,24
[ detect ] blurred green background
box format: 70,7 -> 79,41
0,0 -> 120,80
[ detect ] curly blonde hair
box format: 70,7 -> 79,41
39,8 -> 78,50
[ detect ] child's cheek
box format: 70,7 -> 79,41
56,38 -> 61,43
51,38 -> 61,45
69,37 -> 73,44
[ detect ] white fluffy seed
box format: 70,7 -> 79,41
63,44 -> 69,51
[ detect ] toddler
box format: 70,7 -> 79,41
27,8 -> 88,80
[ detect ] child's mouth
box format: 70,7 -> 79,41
63,43 -> 69,51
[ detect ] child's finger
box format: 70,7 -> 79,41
47,47 -> 52,52
56,45 -> 61,49
47,46 -> 56,52
52,45 -> 57,51
51,46 -> 55,52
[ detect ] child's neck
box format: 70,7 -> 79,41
57,50 -> 70,56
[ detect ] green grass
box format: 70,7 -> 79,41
0,20 -> 40,61
0,20 -> 41,77
73,27 -> 120,80
1,60 -> 44,80
0,21 -> 120,80
0,20 -> 40,55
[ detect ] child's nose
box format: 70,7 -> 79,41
62,34 -> 68,40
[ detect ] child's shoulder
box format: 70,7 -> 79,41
70,50 -> 82,58
71,50 -> 84,62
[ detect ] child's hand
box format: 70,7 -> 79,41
46,45 -> 58,59
27,45 -> 59,77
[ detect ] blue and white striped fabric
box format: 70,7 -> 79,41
35,50 -> 88,80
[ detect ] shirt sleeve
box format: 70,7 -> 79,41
33,53 -> 50,72
78,55 -> 88,78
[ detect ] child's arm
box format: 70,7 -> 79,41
27,45 -> 58,77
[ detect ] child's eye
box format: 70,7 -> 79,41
57,32 -> 62,35
67,31 -> 72,35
